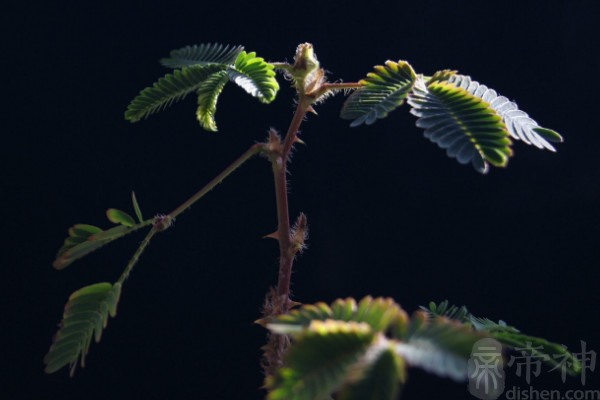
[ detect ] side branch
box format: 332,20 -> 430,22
168,143 -> 266,219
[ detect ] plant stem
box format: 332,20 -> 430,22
272,98 -> 311,311
168,144 -> 265,220
117,228 -> 157,284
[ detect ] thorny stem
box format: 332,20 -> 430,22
273,98 -> 311,310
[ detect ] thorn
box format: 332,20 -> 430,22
294,137 -> 306,145
263,231 -> 280,240
307,105 -> 318,115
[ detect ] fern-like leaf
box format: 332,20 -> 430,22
422,301 -> 581,376
227,51 -> 279,103
408,77 -> 512,173
341,60 -> 417,127
266,320 -> 375,400
266,296 -> 408,336
160,43 -> 244,69
44,282 -> 122,376
422,300 -> 470,323
395,312 -> 486,381
494,331 -> 581,376
54,220 -> 150,270
125,64 -> 226,122
447,74 -> 563,151
195,70 -> 230,131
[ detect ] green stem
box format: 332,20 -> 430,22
117,228 -> 157,284
168,143 -> 265,219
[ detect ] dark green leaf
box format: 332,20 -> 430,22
341,60 -> 416,127
160,43 -> 244,69
408,77 -> 512,173
125,64 -> 226,122
54,222 -> 150,270
493,332 -> 581,376
44,282 -> 122,376
266,320 -> 375,400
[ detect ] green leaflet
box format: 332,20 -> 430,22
54,220 -> 151,270
423,301 -> 581,376
446,74 -> 563,151
195,70 -> 230,131
341,60 -> 417,127
408,77 -> 512,174
266,296 -> 408,336
44,282 -> 122,376
131,191 -> 144,223
106,208 -> 136,227
266,320 -> 375,400
125,64 -> 226,122
397,312 -> 487,381
227,51 -> 279,103
160,43 -> 244,69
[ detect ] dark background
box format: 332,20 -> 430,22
3,1 -> 599,399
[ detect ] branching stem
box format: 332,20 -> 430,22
168,143 -> 265,220
272,98 -> 311,311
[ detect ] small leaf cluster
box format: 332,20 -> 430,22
45,192 -> 153,376
125,43 -> 279,131
340,64 -> 562,173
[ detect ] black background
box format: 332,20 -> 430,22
3,1 -> 599,399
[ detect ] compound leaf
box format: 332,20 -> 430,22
54,221 -> 150,270
422,301 -> 581,376
266,296 -> 408,337
341,60 -> 416,127
395,312 -> 486,381
227,51 -> 279,103
408,77 -> 512,174
447,74 -> 563,151
195,70 -> 230,131
44,282 -> 122,376
266,320 -> 375,400
125,64 -> 226,122
160,43 -> 244,69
